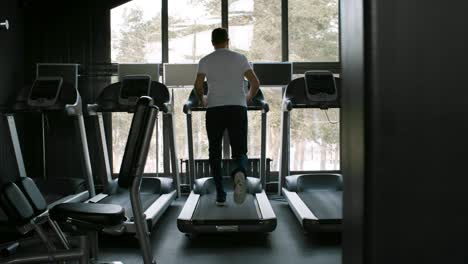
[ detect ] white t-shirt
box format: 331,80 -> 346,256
197,48 -> 252,108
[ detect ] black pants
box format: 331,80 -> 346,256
206,105 -> 248,196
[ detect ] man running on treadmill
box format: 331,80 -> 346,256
194,28 -> 260,206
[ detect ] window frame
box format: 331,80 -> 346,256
157,0 -> 341,72
110,0 -> 341,70
110,0 -> 341,174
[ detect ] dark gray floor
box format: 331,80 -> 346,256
100,197 -> 342,264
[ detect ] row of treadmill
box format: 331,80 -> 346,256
0,63 -> 342,263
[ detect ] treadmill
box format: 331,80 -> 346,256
85,71 -> 179,234
0,64 -> 95,207
280,71 -> 343,232
177,83 -> 276,234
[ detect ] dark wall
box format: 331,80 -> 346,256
22,0 -> 111,82
0,0 -> 114,189
0,0 -> 24,104
0,0 -> 24,184
349,1 -> 468,264
340,0 -> 366,263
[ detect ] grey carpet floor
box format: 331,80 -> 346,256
100,197 -> 342,264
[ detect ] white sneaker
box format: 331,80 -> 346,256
216,195 -> 226,206
233,171 -> 247,204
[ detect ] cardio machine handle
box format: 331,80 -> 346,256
282,98 -> 293,112
87,104 -> 99,116
257,99 -> 270,113
183,102 -> 194,114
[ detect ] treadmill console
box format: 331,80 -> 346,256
304,71 -> 337,103
28,77 -> 63,107
119,75 -> 151,106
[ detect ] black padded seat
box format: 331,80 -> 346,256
16,177 -> 48,213
0,183 -> 35,224
50,203 -> 125,227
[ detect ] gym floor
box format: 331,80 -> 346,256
100,197 -> 341,264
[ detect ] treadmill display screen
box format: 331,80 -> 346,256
30,78 -> 62,100
120,77 -> 151,99
305,73 -> 335,95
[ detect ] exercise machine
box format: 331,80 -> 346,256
0,96 -> 158,264
280,70 -> 343,232
0,64 -> 95,206
85,64 -> 178,234
177,82 -> 276,234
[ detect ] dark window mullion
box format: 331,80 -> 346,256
162,0 -> 168,63
338,0 -> 342,63
222,0 -> 228,29
282,0 -> 289,62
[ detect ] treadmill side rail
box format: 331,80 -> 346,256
144,190 -> 177,229
178,192 -> 199,221
283,187 -> 342,232
282,188 -> 317,223
102,191 -> 177,235
256,191 -> 276,220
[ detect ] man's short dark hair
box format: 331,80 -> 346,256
211,28 -> 229,44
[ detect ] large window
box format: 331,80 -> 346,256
111,0 -> 162,63
111,0 -> 340,172
111,0 -> 339,63
259,87 -> 340,171
290,109 -> 340,170
171,85 -> 340,171
168,0 -> 221,63
257,87 -> 283,169
289,0 -> 339,62
112,113 -> 163,173
228,0 -> 282,61
172,88 -> 209,160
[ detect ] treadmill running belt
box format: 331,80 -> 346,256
298,190 -> 342,220
192,192 -> 260,221
100,191 -> 161,219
